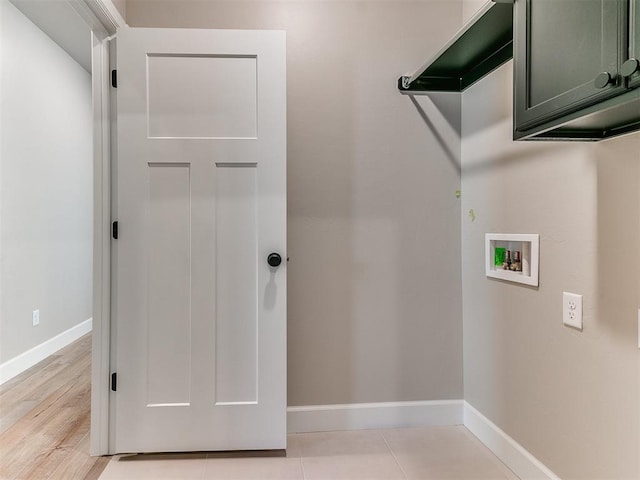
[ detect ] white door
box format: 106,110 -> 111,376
112,27 -> 286,454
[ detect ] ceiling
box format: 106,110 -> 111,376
9,0 -> 92,73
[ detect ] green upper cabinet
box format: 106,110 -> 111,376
628,0 -> 640,88
400,0 -> 640,140
514,0 -> 628,133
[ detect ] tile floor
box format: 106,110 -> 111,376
98,426 -> 519,480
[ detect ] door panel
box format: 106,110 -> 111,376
630,0 -> 640,88
147,163 -> 192,407
113,27 -> 286,454
147,55 -> 258,139
515,0 -> 627,131
528,1 -> 610,106
215,164 -> 259,405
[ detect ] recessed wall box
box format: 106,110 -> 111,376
485,233 -> 539,286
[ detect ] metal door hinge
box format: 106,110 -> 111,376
111,69 -> 118,88
111,372 -> 117,391
112,221 -> 118,239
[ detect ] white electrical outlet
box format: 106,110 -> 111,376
563,292 -> 582,330
32,309 -> 40,327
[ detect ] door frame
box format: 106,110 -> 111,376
63,0 -> 126,456
82,9 -> 288,455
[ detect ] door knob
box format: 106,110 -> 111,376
621,59 -> 640,78
594,72 -> 614,89
267,253 -> 282,267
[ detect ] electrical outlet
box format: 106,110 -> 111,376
563,292 -> 582,330
32,309 -> 40,327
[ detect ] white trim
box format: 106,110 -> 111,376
67,0 -> 109,36
0,319 -> 93,385
287,400 -> 463,434
90,31 -> 114,457
463,402 -> 560,480
81,0 -> 126,34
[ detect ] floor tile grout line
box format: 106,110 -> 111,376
381,431 -> 409,480
299,455 -> 306,480
199,455 -> 207,480
292,433 -> 307,480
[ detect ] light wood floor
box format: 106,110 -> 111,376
0,334 -> 110,480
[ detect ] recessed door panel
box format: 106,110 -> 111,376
147,55 -> 257,139
529,1 -> 607,107
215,164 -> 258,405
147,163 -> 192,407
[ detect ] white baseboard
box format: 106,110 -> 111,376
287,399 -> 464,434
0,318 -> 92,385
463,401 -> 560,480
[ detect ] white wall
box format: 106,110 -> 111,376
127,0 -> 465,406
0,0 -> 93,364
461,60 -> 640,478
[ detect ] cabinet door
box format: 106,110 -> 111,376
629,0 -> 640,88
515,0 -> 627,131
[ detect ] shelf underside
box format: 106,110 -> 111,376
399,2 -> 514,93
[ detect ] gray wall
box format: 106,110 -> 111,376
0,0 -> 93,363
461,60 -> 640,478
111,0 -> 126,20
126,0 -> 464,406
462,0 -> 484,22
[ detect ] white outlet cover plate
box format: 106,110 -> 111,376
32,309 -> 40,327
563,292 -> 582,330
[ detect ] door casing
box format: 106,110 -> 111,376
74,0 -> 126,457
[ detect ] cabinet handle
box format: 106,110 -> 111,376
621,59 -> 640,78
594,72 -> 614,89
